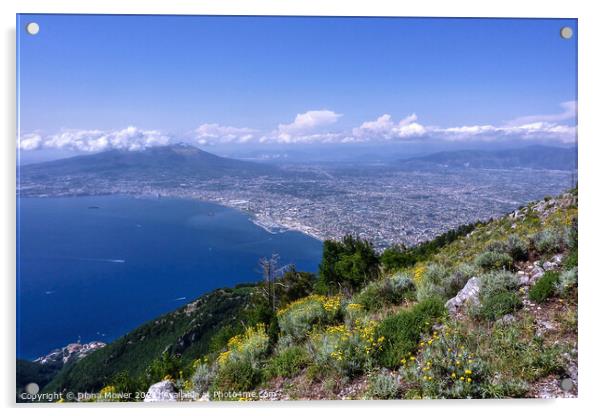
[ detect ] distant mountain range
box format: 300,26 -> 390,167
395,145 -> 577,171
20,143 -> 278,181
19,144 -> 577,189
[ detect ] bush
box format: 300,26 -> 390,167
480,270 -> 519,300
506,235 -> 529,262
354,282 -> 385,312
317,235 -> 380,292
355,273 -> 415,311
191,361 -> 216,395
416,264 -> 450,302
307,319 -> 383,377
442,264 -> 478,298
365,370 -> 400,399
382,272 -> 416,303
263,346 -> 309,379
399,323 -> 486,399
110,371 -> 145,401
529,271 -> 560,303
556,267 -> 577,296
276,295 -> 341,341
486,319 -> 564,384
532,228 -> 566,255
212,359 -> 260,393
376,297 -> 446,368
479,291 -> 522,321
144,352 -> 183,386
217,323 -> 270,368
475,251 -> 513,271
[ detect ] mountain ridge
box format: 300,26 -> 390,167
19,143 -> 279,181
395,145 -> 577,171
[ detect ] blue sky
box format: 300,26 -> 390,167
17,15 -> 577,160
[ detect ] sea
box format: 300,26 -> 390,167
16,196 -> 324,359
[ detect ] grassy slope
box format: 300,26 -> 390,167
246,189 -> 578,399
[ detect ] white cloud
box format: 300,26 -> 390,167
19,102 -> 577,152
19,133 -> 43,150
434,121 -> 577,144
507,100 -> 577,125
351,113 -> 426,141
277,110 -> 342,142
194,123 -> 257,145
18,126 -> 172,152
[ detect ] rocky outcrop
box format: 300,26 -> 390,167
445,277 -> 481,314
33,341 -> 106,366
143,380 -> 178,402
518,254 -> 563,286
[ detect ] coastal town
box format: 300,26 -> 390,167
18,161 -> 573,249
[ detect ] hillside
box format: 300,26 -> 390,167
41,285 -> 256,394
19,143 -> 278,182
396,145 -> 577,171
30,189 -> 578,401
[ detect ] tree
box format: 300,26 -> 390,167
317,235 -> 380,293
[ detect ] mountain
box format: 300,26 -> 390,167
395,145 -> 577,171
20,143 -> 278,181
40,285 -> 255,394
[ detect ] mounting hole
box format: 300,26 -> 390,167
26,22 -> 40,35
560,26 -> 573,40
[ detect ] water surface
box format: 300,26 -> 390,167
17,196 -> 323,359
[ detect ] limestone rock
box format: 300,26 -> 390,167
143,380 -> 178,402
445,277 -> 481,314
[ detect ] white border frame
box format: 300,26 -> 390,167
2,1 -> 600,415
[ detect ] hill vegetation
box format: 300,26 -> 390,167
33,189 -> 578,401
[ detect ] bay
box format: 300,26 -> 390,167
16,195 -> 323,359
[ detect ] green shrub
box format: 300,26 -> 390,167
532,228 -> 566,255
307,319 -> 383,377
376,297 -> 446,368
475,251 -> 513,271
317,235 -> 380,292
354,282 -> 386,312
442,264 -> 478,298
355,273 -> 415,311
365,370 -> 400,399
276,295 -> 341,341
487,319 -> 564,383
480,270 -> 519,300
144,352 -> 183,386
564,249 -> 578,270
529,271 -> 560,303
110,371 -> 145,401
191,361 -> 216,395
399,323 -> 486,399
217,323 -> 270,368
506,234 -> 529,262
263,346 -> 309,379
212,359 -> 260,393
485,240 -> 507,254
416,264 -> 450,302
382,272 -> 416,303
479,291 -> 522,321
556,267 -> 577,296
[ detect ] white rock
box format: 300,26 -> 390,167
445,277 -> 481,314
143,380 -> 178,402
543,261 -> 556,271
